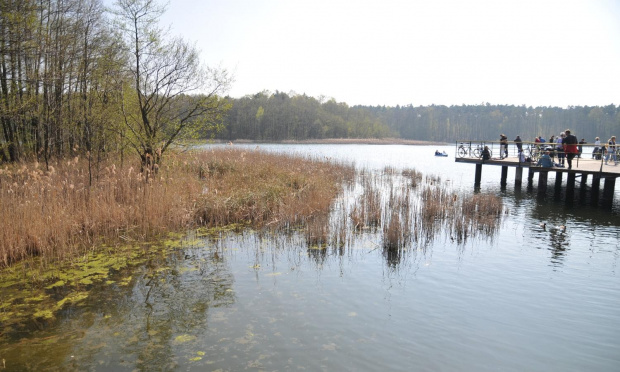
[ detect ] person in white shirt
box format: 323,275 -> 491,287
593,137 -> 601,159
555,133 -> 565,166
605,136 -> 617,165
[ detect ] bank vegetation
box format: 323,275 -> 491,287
0,148 -> 354,268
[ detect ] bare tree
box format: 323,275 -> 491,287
113,0 -> 231,170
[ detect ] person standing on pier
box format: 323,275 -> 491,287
514,135 -> 523,162
593,137 -> 601,159
556,133 -> 565,166
514,135 -> 523,151
605,136 -> 617,165
500,134 -> 508,159
562,129 -> 578,170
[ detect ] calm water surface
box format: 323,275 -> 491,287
1,144 -> 619,371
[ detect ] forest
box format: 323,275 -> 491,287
219,91 -> 619,144
2,0 -> 619,167
0,0 -> 230,167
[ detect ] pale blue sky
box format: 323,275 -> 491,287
155,0 -> 620,107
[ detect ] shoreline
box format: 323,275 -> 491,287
217,138 -> 449,146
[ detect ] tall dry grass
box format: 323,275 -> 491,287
349,174 -> 382,230
0,146 -> 506,270
191,149 -> 354,228
346,167 -> 506,256
0,148 -> 354,268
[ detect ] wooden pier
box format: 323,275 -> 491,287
455,155 -> 619,205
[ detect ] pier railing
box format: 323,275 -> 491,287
454,140 -> 619,205
455,140 -> 616,164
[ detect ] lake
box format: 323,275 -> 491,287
1,144 -> 619,371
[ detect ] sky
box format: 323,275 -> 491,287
155,0 -> 620,108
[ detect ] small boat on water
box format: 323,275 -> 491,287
434,151 -> 448,157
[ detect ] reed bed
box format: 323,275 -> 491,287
402,168 -> 423,188
1,146 -> 506,270
455,192 -> 505,239
0,148 -> 354,268
349,174 -> 382,230
191,149 -> 354,229
344,167 -> 506,257
383,184 -> 413,249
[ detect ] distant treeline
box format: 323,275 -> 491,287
220,91 -> 619,144
3,0 -> 617,166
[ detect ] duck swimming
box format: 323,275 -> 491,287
540,222 -> 566,232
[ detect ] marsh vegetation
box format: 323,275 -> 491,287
0,147 -> 506,337
0,148 -> 353,268
0,147 -> 505,268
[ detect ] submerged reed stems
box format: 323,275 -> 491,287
346,167 -> 506,257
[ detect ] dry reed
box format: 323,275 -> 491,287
0,148 -> 354,268
0,147 -> 506,270
349,174 -> 382,230
346,167 -> 505,253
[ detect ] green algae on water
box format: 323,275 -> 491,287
0,230 -> 215,331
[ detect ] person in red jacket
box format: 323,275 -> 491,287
562,129 -> 579,170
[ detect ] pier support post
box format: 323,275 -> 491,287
566,172 -> 576,201
554,171 -> 563,199
527,168 -> 535,189
555,171 -> 563,191
474,163 -> 482,187
591,174 -> 601,206
515,167 -> 523,188
501,166 -> 508,187
602,177 -> 616,207
579,174 -> 588,201
538,171 -> 548,195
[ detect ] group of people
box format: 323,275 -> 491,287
535,129 -> 579,169
480,131 -> 617,169
572,135 -> 616,165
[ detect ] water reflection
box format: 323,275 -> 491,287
383,245 -> 406,269
502,179 -> 620,269
548,228 -> 570,267
2,145 -> 620,371
76,246 -> 235,371
0,242 -> 236,371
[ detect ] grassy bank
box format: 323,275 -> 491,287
0,148 -> 354,268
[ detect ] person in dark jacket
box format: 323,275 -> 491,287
499,134 -> 508,159
514,135 -> 523,152
562,129 -> 579,170
481,146 -> 491,161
